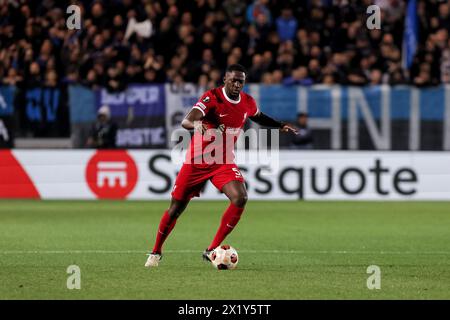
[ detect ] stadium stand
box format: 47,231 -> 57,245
1,0 -> 449,89
0,0 -> 449,146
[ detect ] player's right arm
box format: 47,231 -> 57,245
182,91 -> 216,134
181,108 -> 207,134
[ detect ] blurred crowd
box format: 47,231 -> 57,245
1,0 -> 450,92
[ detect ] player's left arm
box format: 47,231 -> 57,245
249,110 -> 298,134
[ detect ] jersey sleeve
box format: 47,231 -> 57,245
192,91 -> 215,116
248,96 -> 259,117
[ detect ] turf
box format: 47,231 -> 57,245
0,200 -> 449,299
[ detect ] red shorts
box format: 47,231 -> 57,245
171,163 -> 245,201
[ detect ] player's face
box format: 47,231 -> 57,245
224,71 -> 246,98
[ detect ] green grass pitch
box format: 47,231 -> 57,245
0,200 -> 449,299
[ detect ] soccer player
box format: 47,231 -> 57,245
145,64 -> 297,267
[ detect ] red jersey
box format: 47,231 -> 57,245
187,86 -> 259,166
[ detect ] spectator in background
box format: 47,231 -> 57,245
86,105 -> 118,149
246,24 -> 261,57
389,68 -> 406,85
322,73 -> 336,85
261,71 -> 273,84
208,68 -> 222,88
277,41 -> 296,76
248,54 -> 267,82
375,0 -> 405,24
44,69 -> 58,87
369,69 -> 384,85
262,51 -> 274,70
442,44 -> 450,83
24,62 -> 42,89
413,63 -> 433,87
104,62 -> 127,92
307,58 -> 322,83
283,66 -> 313,86
290,112 -> 313,150
347,67 -> 368,86
437,2 -> 450,30
272,69 -> 284,84
246,0 -> 272,25
276,7 -> 298,43
2,68 -> 23,86
254,9 -> 272,40
223,0 -> 246,21
1,0 -> 450,91
81,69 -> 101,89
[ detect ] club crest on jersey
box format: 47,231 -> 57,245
202,96 -> 210,103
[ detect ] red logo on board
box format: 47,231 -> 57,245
0,150 -> 40,199
86,151 -> 138,199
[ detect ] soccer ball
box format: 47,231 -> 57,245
210,245 -> 238,270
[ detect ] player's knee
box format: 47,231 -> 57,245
232,193 -> 248,208
167,204 -> 185,219
167,208 -> 181,219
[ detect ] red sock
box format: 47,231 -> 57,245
152,211 -> 177,254
208,203 -> 244,251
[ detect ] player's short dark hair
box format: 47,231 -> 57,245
226,64 -> 247,75
297,112 -> 308,118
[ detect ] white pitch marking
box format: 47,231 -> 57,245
0,250 -> 449,255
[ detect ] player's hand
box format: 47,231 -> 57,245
281,124 -> 298,134
194,121 -> 208,135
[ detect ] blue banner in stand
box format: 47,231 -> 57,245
0,86 -> 15,116
96,85 -> 167,148
68,85 -> 97,124
0,86 -> 15,147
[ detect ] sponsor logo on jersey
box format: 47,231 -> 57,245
225,127 -> 241,134
202,96 -> 210,103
